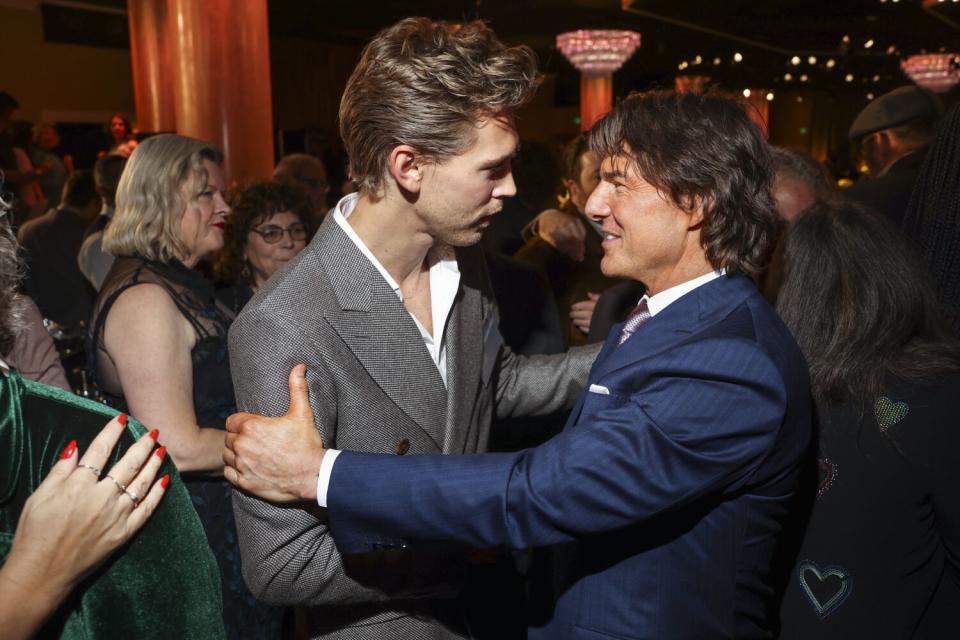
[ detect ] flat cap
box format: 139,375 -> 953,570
848,85 -> 942,141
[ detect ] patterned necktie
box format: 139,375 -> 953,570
617,299 -> 651,347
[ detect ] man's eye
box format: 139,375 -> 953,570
489,162 -> 510,176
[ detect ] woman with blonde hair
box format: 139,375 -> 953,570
89,133 -> 280,638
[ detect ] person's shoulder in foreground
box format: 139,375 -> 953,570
1,371 -> 224,639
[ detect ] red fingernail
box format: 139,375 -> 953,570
155,445 -> 166,460
148,429 -> 159,441
161,474 -> 170,489
118,413 -> 128,426
60,440 -> 77,459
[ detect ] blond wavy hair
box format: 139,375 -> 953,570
339,17 -> 541,196
103,134 -> 223,262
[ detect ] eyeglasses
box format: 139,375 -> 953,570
250,223 -> 308,244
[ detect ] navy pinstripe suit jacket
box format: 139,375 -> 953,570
328,273 -> 812,639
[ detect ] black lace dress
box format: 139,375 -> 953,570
89,256 -> 281,640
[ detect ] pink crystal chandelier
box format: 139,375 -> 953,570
556,30 -> 641,75
901,53 -> 960,93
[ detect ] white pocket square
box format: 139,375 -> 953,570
589,384 -> 610,395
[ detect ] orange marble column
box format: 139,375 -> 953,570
127,0 -> 177,132
580,74 -> 613,131
743,92 -> 770,139
167,0 -> 274,184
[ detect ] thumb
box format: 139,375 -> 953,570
587,292 -> 600,300
286,364 -> 314,421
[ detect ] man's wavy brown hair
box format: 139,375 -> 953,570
339,17 -> 541,196
590,90 -> 780,277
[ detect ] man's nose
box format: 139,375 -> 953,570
584,185 -> 608,223
495,172 -> 517,199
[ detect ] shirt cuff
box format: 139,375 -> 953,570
316,448 -> 342,508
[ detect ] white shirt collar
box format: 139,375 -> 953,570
331,193 -> 459,297
331,193 -> 460,387
642,269 -> 725,317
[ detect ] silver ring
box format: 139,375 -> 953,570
105,474 -> 127,493
77,463 -> 102,477
123,489 -> 141,506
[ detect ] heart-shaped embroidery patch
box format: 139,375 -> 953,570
874,396 -> 909,432
816,457 -> 837,499
798,560 -> 852,619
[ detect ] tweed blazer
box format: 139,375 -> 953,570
229,214 -> 597,639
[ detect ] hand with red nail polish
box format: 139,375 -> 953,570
0,414 -> 171,638
60,440 -> 77,460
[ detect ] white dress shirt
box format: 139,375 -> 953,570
317,194 -> 461,502
643,269 -> 723,317
332,194 -> 460,385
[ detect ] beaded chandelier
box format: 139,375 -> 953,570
901,54 -> 960,93
556,30 -> 641,74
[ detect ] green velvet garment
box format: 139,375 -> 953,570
0,370 -> 225,639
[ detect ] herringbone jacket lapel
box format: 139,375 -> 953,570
442,250 -> 484,454
316,218 -> 448,450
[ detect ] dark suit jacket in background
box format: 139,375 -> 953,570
845,149 -> 927,226
229,215 -> 598,639
484,251 -> 565,357
325,274 -> 812,639
17,206 -> 95,327
586,280 -> 647,344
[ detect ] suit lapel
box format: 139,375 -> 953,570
443,280 -> 482,454
592,274 -> 756,380
316,218 -> 448,450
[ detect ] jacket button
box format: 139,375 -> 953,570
395,438 -> 410,455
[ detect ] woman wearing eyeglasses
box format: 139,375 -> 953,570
88,134 -> 282,638
216,181 -> 313,314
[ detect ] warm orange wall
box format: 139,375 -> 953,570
1,6 -> 577,150
0,6 -> 135,123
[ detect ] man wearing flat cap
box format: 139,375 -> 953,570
846,85 -> 942,225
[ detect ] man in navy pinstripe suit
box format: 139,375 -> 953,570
226,90 -> 812,639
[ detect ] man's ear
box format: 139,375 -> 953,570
563,177 -> 578,201
387,145 -> 424,194
688,197 -> 706,228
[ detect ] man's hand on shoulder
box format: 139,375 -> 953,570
536,209 -> 587,262
224,364 -> 326,503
